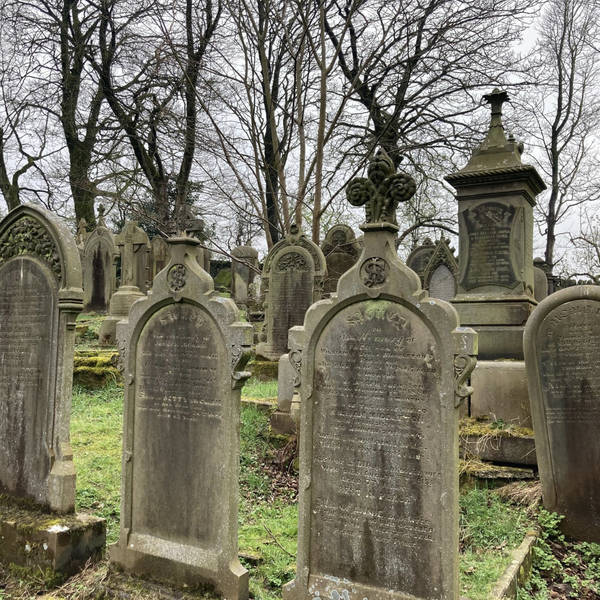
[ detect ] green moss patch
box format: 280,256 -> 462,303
460,417 -> 534,439
73,351 -> 121,388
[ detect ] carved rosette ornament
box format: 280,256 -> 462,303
0,216 -> 62,283
167,263 -> 187,292
346,148 -> 416,224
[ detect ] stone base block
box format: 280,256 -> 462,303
0,497 -> 105,575
98,316 -> 120,346
461,434 -> 537,466
255,342 -> 283,362
270,411 -> 296,435
471,361 -> 532,427
110,542 -> 248,600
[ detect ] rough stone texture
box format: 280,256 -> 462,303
0,496 -> 105,574
256,225 -> 326,361
284,149 -> 477,600
524,285 -> 600,542
470,361 -> 532,428
110,235 -> 253,599
231,245 -> 259,306
150,236 -> 171,280
82,219 -> 117,313
447,90 -> 546,360
99,222 -> 149,346
0,205 -> 82,514
460,434 -> 537,467
320,224 -> 360,294
406,237 -> 436,282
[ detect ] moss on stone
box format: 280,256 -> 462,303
73,366 -> 122,389
248,359 -> 278,381
214,267 -> 232,288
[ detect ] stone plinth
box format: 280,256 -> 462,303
524,285 -> 600,542
470,361 -> 532,428
110,235 -> 253,598
447,90 -> 546,359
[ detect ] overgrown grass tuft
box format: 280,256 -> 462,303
242,377 -> 278,399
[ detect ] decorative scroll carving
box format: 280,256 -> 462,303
360,257 -> 389,288
277,252 -> 309,272
0,216 -> 62,283
289,349 -> 302,387
454,353 -> 477,407
167,263 -> 187,292
345,148 -> 416,224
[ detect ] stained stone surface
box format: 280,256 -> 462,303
533,265 -> 548,302
231,245 -> 258,306
321,225 -> 360,294
406,238 -> 435,281
429,264 -> 457,301
284,149 -> 477,600
0,205 -> 83,513
82,224 -> 116,312
256,226 -> 326,361
111,235 -> 252,599
524,286 -> 600,542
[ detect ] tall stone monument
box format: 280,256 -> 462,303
256,224 -> 326,361
111,235 -> 253,598
82,206 -> 117,312
231,245 -> 259,306
524,286 -> 600,542
283,149 -> 477,600
0,204 -> 83,511
446,89 -> 546,359
320,224 -> 361,294
98,221 -> 149,345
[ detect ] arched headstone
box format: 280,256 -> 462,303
256,225 -> 326,361
524,286 -> 600,542
150,236 -> 171,280
231,245 -> 259,306
406,237 -> 436,284
0,205 -> 83,513
320,224 -> 361,294
82,208 -> 117,312
422,238 -> 458,301
111,235 -> 253,597
284,149 -> 477,600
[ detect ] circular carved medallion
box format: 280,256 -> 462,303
167,263 -> 187,292
360,257 -> 389,288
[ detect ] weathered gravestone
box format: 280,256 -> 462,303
150,236 -> 171,280
0,205 -> 83,512
533,258 -> 549,302
82,206 -> 117,312
0,205 -> 105,572
320,224 -> 361,294
231,245 -> 259,306
406,237 -> 436,283
524,286 -> 600,542
99,222 -> 149,345
256,225 -> 326,361
423,237 -> 458,302
283,149 -> 478,600
110,234 -> 253,598
446,89 -> 546,360
270,352 -> 299,434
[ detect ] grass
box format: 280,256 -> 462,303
241,377 -> 278,400
2,379 -> 536,599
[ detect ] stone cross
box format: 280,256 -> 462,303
115,222 -> 148,287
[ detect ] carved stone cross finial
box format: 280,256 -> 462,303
97,204 -> 106,227
345,148 -> 416,224
482,88 -> 509,147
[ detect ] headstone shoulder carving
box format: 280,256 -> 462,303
256,225 -> 326,361
321,224 -> 360,294
283,149 -> 477,600
0,204 -> 83,513
82,222 -> 117,312
524,285 -> 600,542
111,235 -> 253,598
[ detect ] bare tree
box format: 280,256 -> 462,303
519,0 -> 600,271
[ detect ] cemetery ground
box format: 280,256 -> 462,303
1,318 -> 599,600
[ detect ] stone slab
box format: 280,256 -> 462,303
524,285 -> 600,542
490,531 -> 537,600
460,435 -> 537,467
470,361 -> 532,427
0,496 -> 105,575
